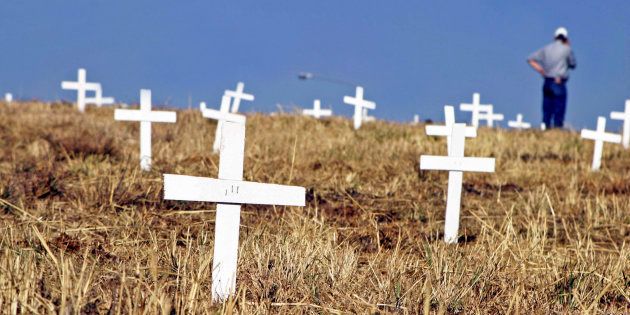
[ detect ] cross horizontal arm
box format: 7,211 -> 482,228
460,104 -> 492,111
61,81 -> 100,90
114,109 -> 176,123
420,156 -> 495,172
225,91 -> 255,101
343,96 -> 376,110
610,112 -> 630,120
580,130 -> 621,143
425,125 -> 477,137
163,174 -> 306,206
201,108 -> 246,124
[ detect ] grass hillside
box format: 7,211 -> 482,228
0,102 -> 628,314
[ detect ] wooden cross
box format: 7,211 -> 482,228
507,114 -> 531,129
343,86 -> 376,130
303,99 -> 332,119
163,120 -> 305,301
61,68 -> 100,113
610,100 -> 630,148
459,93 -> 492,128
420,123 -> 495,243
114,89 -> 177,171
580,116 -> 621,170
224,82 -> 254,113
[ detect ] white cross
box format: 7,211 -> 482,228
224,82 -> 254,113
459,93 -> 492,128
163,120 -> 305,301
114,89 -> 177,171
303,99 -> 332,119
541,123 -> 547,131
343,86 -> 376,130
85,84 -> 115,107
580,116 -> 621,171
61,68 -> 101,113
507,114 -> 531,129
413,114 -> 420,124
426,105 -> 477,155
420,123 -> 495,244
610,100 -> 630,148
4,93 -> 12,104
477,106 -> 504,127
200,96 -> 246,153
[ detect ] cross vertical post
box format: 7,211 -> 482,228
212,121 -> 246,300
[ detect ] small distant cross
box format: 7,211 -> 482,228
224,82 -> 254,113
610,100 -> 630,148
61,68 -> 100,113
425,105 -> 477,155
4,93 -> 12,104
420,123 -> 495,243
85,84 -> 115,107
200,95 -> 246,153
507,114 -> 531,129
114,89 -> 177,171
459,93 -> 492,128
478,106 -> 504,127
580,116 -> 621,171
343,86 -> 376,130
303,99 -> 332,119
413,114 -> 420,124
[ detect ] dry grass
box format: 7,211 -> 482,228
0,101 -> 628,314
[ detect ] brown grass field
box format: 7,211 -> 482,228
0,102 -> 628,314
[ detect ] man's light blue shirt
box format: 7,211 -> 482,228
528,40 -> 577,79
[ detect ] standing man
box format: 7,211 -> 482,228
527,27 -> 577,129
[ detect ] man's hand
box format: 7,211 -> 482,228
555,77 -> 562,84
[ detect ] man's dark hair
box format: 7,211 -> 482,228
555,34 -> 568,43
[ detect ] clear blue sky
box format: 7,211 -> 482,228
1,1 -> 628,129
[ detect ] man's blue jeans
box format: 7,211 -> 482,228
542,78 -> 567,128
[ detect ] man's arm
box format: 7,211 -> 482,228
528,59 -> 546,77
527,48 -> 546,77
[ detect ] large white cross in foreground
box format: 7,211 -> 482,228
114,89 -> 177,171
224,82 -> 254,113
610,100 -> 630,148
200,96 -> 246,153
420,123 -> 495,244
460,93 -> 492,128
344,86 -> 376,130
163,120 -> 305,301
580,116 -> 621,171
507,114 -> 531,129
425,105 -> 477,154
61,68 -> 100,113
477,106 -> 504,127
303,99 -> 332,119
86,85 -> 115,107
